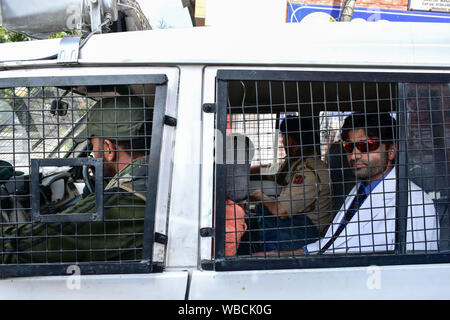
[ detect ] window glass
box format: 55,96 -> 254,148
0,78 -> 165,276
215,74 -> 448,270
0,87 -> 93,174
405,83 -> 450,251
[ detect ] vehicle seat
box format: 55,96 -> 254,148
435,199 -> 450,252
0,160 -> 14,211
326,142 -> 356,213
225,133 -> 255,202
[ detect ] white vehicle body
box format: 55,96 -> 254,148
0,22 -> 449,300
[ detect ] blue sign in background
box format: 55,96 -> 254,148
287,3 -> 450,23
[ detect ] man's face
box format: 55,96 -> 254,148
345,128 -> 395,183
282,134 -> 299,157
90,137 -> 104,159
282,134 -> 288,155
90,137 -> 117,178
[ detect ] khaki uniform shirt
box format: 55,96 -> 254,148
268,153 -> 333,235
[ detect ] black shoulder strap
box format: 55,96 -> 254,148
319,184 -> 368,254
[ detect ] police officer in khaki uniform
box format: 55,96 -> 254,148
249,116 -> 333,252
0,96 -> 152,264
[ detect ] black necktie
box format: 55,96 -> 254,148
319,183 -> 369,254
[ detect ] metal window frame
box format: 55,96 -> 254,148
211,69 -> 450,272
0,73 -> 168,277
31,157 -> 104,223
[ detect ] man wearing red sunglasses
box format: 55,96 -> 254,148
342,126 -> 395,186
308,112 -> 439,254
266,113 -> 439,256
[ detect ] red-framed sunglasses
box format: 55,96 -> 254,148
343,140 -> 380,153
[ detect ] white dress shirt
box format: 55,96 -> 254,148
305,169 -> 440,254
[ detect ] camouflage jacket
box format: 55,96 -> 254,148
0,155 -> 150,264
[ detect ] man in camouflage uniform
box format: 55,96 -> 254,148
249,116 -> 333,252
1,96 -> 152,264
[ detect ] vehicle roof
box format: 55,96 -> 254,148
0,22 -> 450,68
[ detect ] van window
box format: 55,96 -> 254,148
211,70 -> 449,270
0,87 -> 93,174
0,74 -> 169,277
229,113 -> 296,174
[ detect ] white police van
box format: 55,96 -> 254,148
0,0 -> 449,300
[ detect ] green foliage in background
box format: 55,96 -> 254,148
48,31 -> 74,39
0,27 -> 73,43
0,27 -> 30,43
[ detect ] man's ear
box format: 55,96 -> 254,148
103,139 -> 117,162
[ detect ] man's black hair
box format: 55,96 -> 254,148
279,116 -> 316,147
341,113 -> 396,147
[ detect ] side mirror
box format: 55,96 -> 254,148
50,99 -> 69,117
0,0 -> 119,38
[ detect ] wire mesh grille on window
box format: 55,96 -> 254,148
0,84 -> 154,264
221,80 -> 448,259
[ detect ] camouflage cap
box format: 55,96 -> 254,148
77,96 -> 151,142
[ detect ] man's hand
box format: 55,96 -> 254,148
250,189 -> 289,219
249,189 -> 264,201
250,163 -> 271,175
